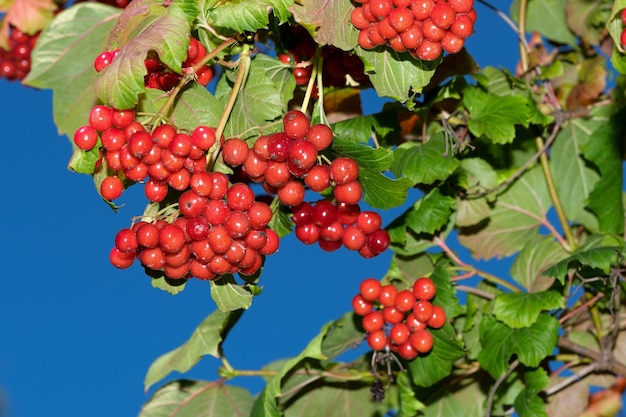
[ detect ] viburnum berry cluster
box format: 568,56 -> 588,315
232,109 -> 390,257
0,27 -> 39,81
75,104 -> 278,280
352,277 -> 446,360
278,25 -> 370,89
94,37 -> 213,88
351,0 -> 476,61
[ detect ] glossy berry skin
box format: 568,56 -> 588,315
305,124 -> 334,150
413,277 -> 437,301
109,247 -> 135,269
367,330 -> 388,351
352,294 -> 374,316
159,224 -> 186,254
390,323 -> 411,345
362,311 -> 385,332
94,50 -> 115,72
395,289 -> 416,313
222,138 -> 249,167
367,229 -> 391,254
283,110 -> 310,139
114,228 -> 138,252
427,304 -> 447,329
101,176 -> 124,200
430,2 -> 455,29
74,126 -> 98,151
413,300 -> 434,323
359,278 -> 382,301
410,329 -> 434,353
378,284 -> 398,307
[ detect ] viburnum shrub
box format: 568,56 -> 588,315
10,0 -> 626,414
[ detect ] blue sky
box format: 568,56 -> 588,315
0,3 -> 522,416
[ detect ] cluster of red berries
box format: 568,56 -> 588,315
278,25 -> 369,89
228,109 -> 389,257
352,277 -> 446,360
292,201 -> 390,257
0,27 -> 39,81
94,37 -> 213,89
109,180 -> 278,280
74,105 -> 279,280
351,0 -> 476,61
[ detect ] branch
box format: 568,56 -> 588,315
544,363 -> 597,397
486,359 -> 519,417
558,337 -> 626,376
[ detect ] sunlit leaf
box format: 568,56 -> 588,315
23,3 -> 120,136
208,0 -> 293,33
95,4 -> 190,109
139,380 -> 254,417
493,291 -> 564,329
405,187 -> 456,236
509,234 -> 569,292
290,0 -> 357,51
144,309 -> 243,391
210,274 -> 254,312
391,134 -> 461,185
514,368 -> 549,417
359,168 -> 412,210
510,0 -> 577,46
331,137 -> 394,171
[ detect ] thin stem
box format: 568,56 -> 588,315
535,136 -> 577,251
486,359 -> 519,417
455,284 -> 496,300
543,363 -> 597,397
190,37 -> 237,73
516,0 -> 529,73
300,48 -> 322,115
559,292 -> 603,324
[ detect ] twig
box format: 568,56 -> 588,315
558,337 -> 626,376
455,285 -> 496,299
559,292 -> 604,324
486,359 -> 519,417
544,363 -> 597,397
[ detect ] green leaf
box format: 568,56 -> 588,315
493,291 -> 564,329
96,4 -> 190,109
359,168 -> 412,210
331,108 -> 400,145
391,134 -> 461,185
462,86 -> 529,144
356,47 -> 440,102
150,274 -> 187,295
583,107 -> 625,235
543,244 -> 622,282
509,234 -> 569,292
68,147 -> 101,174
478,315 -> 559,378
290,0 -> 358,51
331,137 -> 394,171
208,0 -> 293,33
268,198 -> 293,238
23,3 -> 120,137
430,262 -> 464,319
458,167 -> 552,260
139,380 -> 254,417
144,309 -> 243,391
139,84 -> 224,131
319,312 -> 364,359
396,372 -> 425,416
551,119 -> 601,231
405,187 -> 456,236
456,157 -> 499,194
565,0 -> 608,45
252,53 -> 296,109
210,275 -> 254,312
511,0 -> 578,46
408,322 -> 465,387
251,320 -> 329,417
514,368 -> 550,417
216,59 -> 286,140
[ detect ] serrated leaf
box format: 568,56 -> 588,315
514,368 -> 549,417
95,4 -> 190,109
493,291 -> 564,329
359,169 -> 412,210
252,53 -> 296,108
509,234 -> 569,292
319,312 -> 364,359
268,197 -> 292,238
216,59 -> 286,140
331,136 -> 394,171
463,86 -> 529,144
583,106 -> 625,235
331,108 -> 400,145
144,309 -> 243,391
290,0 -> 357,51
510,0 -> 578,46
478,315 -> 558,378
139,380 -> 254,417
430,262 -> 464,319
357,47 -> 440,102
405,187 -> 456,235
458,167 -> 552,260
391,134 -> 461,185
397,372 -> 425,416
23,3 -> 120,136
543,245 -> 622,282
210,274 -> 253,312
67,147 -> 101,174
550,118 -> 601,231
408,322 -> 465,387
139,84 -> 224,130
208,0 -> 293,33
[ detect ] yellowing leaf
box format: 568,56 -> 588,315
0,0 -> 57,48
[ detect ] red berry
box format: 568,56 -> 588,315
114,228 -> 138,252
367,330 -> 388,351
397,341 -> 418,360
369,0 -> 393,18
441,32 -> 465,54
94,50 -> 115,72
367,229 -> 390,254
330,157 -> 359,185
395,289 -> 416,312
390,323 -> 411,345
388,7 -> 414,32
352,294 -> 374,316
334,181 -> 363,205
283,110 -> 310,139
109,247 -> 135,269
410,329 -> 434,353
357,211 -> 382,235
100,176 -> 123,200
312,200 -> 337,227
304,164 -> 331,192
382,305 -> 404,324
378,284 -> 398,307
413,39 -> 443,61
226,183 -> 255,211
89,105 -> 114,131
159,224 -> 186,254
362,311 -> 385,332
413,277 -> 437,301
136,223 -> 160,248
450,14 -> 474,39
74,125 -> 98,151
360,278 -> 382,301
305,124 -> 334,150
430,2 -> 455,28
288,139 -> 318,171
222,138 -> 250,167
427,304 -> 447,329
191,126 -> 216,150
413,300 -> 434,323
448,0 -> 473,13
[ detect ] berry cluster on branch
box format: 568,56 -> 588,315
351,0 -> 476,61
0,27 -> 39,81
353,277 -> 446,360
94,37 -> 213,89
